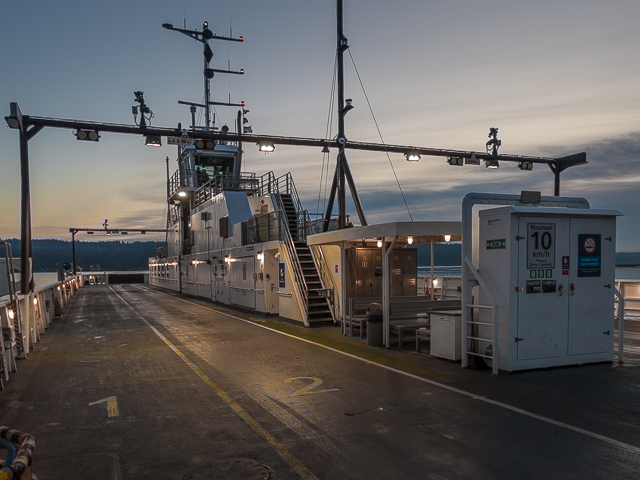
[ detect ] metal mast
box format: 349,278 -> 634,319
323,0 -> 368,231
162,21 -> 244,131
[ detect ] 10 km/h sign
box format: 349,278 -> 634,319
527,223 -> 555,268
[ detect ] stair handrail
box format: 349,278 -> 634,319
271,192 -> 309,326
309,244 -> 339,322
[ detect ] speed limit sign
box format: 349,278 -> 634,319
527,223 -> 555,268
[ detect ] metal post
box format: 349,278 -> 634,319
430,238 -> 435,300
71,231 -> 77,275
19,128 -> 31,295
336,0 -> 347,230
203,23 -> 211,131
383,235 -> 399,348
323,165 -> 338,232
554,169 -> 560,197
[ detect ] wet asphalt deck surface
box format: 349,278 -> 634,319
2,284 -> 640,479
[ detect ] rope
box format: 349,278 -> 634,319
317,53 -> 338,218
348,50 -> 413,221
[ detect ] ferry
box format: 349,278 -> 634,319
3,2 -> 640,478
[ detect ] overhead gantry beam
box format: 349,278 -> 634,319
5,102 -> 587,292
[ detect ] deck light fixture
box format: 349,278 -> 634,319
7,308 -> 14,320
75,129 -> 100,142
257,252 -> 264,261
518,161 -> 534,170
177,191 -> 188,198
258,141 -> 275,153
145,135 -> 162,147
33,297 -> 38,306
444,234 -> 451,242
484,159 -> 500,169
322,145 -> 330,154
465,153 -> 480,165
4,116 -> 20,129
376,239 -> 383,248
407,236 -> 414,245
446,156 -> 464,166
405,152 -> 421,162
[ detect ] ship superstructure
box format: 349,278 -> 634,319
150,135 -> 337,326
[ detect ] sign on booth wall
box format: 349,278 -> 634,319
577,234 -> 601,277
278,262 -> 286,288
526,223 -> 555,269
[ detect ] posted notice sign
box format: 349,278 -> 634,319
577,234 -> 601,277
527,223 -> 555,269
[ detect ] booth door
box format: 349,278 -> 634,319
567,217 -> 616,356
516,217 -> 569,361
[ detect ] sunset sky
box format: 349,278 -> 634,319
1,0 -> 639,250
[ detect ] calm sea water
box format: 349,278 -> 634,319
35,267 -> 640,285
418,266 -> 640,280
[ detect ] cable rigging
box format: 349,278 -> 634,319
347,49 -> 414,222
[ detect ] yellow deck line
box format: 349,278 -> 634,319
109,287 -> 317,480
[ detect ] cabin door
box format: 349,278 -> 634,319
229,256 -> 256,310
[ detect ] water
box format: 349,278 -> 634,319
418,265 -> 640,280
418,266 -> 461,277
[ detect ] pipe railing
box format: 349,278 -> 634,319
464,256 -> 499,375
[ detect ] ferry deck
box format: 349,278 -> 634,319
1,282 -> 640,479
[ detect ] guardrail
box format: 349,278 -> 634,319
241,211 -> 285,245
1,276 -> 81,391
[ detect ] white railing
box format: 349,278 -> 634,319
463,257 -> 498,375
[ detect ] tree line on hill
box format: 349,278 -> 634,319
2,239 -> 163,272
2,238 -> 639,272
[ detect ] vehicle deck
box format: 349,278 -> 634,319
2,284 -> 640,479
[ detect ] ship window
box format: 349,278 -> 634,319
195,154 -> 235,178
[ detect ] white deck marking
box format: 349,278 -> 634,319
89,396 -> 119,417
148,287 -> 640,456
110,287 -> 317,480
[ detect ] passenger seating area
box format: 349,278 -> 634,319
344,296 -> 461,348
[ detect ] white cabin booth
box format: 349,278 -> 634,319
461,192 -> 622,374
307,221 -> 462,347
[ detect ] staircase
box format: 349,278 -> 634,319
276,191 -> 334,327
279,194 -> 299,241
294,241 -> 334,326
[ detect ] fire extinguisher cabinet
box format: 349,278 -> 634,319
476,206 -> 622,372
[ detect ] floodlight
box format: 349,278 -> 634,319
322,145 -> 330,154
446,156 -> 464,166
145,135 -> 162,147
518,161 -> 534,171
465,153 -> 480,165
76,129 -> 100,142
4,116 -> 20,129
405,152 -> 421,162
257,252 -> 264,261
258,141 -> 275,153
485,159 -> 500,169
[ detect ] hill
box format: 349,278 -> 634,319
3,239 -> 163,272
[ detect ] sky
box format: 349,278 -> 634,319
1,0 -> 639,250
